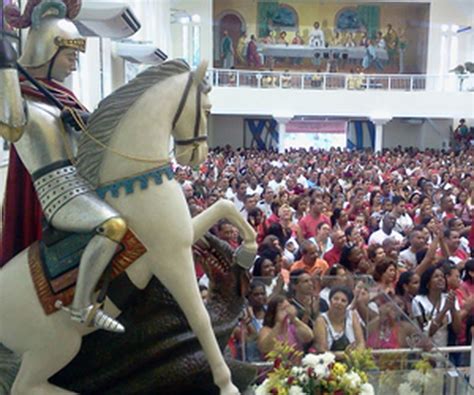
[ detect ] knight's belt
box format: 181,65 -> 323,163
32,161 -> 175,217
33,160 -> 91,219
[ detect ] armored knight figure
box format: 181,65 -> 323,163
0,0 -> 125,332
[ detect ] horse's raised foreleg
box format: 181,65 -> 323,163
192,200 -> 257,268
149,247 -> 239,395
11,332 -> 81,395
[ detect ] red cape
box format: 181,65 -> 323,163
0,79 -> 87,267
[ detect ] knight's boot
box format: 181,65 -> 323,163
70,218 -> 127,333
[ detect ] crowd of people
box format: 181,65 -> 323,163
184,146 -> 473,365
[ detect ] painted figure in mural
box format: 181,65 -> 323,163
247,34 -> 262,68
362,39 -> 384,72
220,30 -> 235,69
309,21 -> 325,48
384,23 -> 399,64
344,32 -> 357,48
1,0 -> 125,333
321,20 -> 333,47
291,31 -> 304,65
236,31 -> 247,65
376,31 -> 386,49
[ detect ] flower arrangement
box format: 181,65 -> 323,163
254,342 -> 375,395
396,357 -> 443,395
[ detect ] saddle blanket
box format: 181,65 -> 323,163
28,230 -> 147,315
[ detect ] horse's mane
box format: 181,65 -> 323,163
76,59 -> 190,187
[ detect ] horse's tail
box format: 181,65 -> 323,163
0,343 -> 20,395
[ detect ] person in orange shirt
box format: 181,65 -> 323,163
290,240 -> 329,276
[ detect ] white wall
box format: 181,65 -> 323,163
426,0 -> 474,76
209,115 -> 245,148
170,0 -> 213,64
210,87 -> 474,119
383,119 -> 422,149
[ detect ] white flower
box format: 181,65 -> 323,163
313,364 -> 329,379
298,373 -> 309,383
302,351 -> 335,369
291,366 -> 304,376
360,383 -> 375,395
341,371 -> 362,389
302,353 -> 319,368
398,382 -> 418,395
288,385 -> 305,395
319,351 -> 336,366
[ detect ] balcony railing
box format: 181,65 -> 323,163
208,68 -> 474,93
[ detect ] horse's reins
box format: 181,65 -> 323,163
172,71 -> 208,162
18,63 -> 206,164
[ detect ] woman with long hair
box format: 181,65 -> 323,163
395,271 -> 420,318
412,264 -> 461,347
257,294 -> 313,357
331,208 -> 349,231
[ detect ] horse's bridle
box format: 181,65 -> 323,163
172,72 -> 208,161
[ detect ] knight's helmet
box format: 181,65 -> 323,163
17,0 -> 86,68
0,0 -> 85,141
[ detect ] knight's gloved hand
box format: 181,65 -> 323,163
60,108 -> 90,131
234,245 -> 256,270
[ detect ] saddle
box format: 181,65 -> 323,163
29,225 -> 147,315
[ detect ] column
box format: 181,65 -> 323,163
273,116 -> 292,153
370,118 -> 391,153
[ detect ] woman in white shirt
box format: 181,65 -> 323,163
412,264 -> 461,347
313,286 -> 365,352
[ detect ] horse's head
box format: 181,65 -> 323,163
172,61 -> 211,167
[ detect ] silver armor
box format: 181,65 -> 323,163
14,96 -> 126,333
3,0 -> 126,333
0,39 -> 27,142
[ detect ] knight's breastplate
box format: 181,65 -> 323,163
13,99 -> 80,176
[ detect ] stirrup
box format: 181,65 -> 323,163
57,301 -> 125,333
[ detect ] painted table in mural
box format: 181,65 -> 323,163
257,44 -> 388,61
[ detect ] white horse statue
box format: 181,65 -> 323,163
0,59 -> 257,395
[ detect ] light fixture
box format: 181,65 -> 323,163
179,16 -> 190,24
441,24 -> 449,33
191,14 -> 201,23
451,24 -> 459,33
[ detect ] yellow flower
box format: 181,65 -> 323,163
332,362 -> 347,376
358,370 -> 368,383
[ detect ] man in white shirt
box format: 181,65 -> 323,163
246,175 -> 263,197
391,196 -> 413,236
268,170 -> 287,194
257,187 -> 275,218
295,167 -> 309,189
232,179 -> 248,213
399,226 -> 427,269
369,213 -> 404,245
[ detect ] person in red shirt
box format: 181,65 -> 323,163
323,230 -> 347,268
297,197 -> 330,242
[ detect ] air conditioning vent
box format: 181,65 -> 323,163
75,2 -> 141,39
